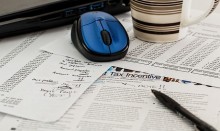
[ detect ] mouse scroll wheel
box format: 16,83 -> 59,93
101,30 -> 112,45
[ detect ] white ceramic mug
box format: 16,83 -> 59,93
130,0 -> 220,42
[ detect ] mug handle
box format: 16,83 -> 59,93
182,0 -> 219,27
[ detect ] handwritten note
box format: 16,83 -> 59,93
0,53 -> 110,122
0,28 -> 110,122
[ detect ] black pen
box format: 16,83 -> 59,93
151,89 -> 218,131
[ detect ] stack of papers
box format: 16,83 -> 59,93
43,12 -> 220,87
0,11 -> 220,131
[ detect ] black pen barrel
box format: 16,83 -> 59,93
177,105 -> 218,131
151,89 -> 218,131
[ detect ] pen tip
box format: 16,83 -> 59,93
151,89 -> 156,93
151,89 -> 160,96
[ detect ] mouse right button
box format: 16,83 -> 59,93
107,21 -> 128,53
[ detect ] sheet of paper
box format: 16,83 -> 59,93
0,27 -> 110,122
41,12 -> 220,87
73,71 -> 220,131
1,67 -> 220,131
0,26 -> 70,84
0,80 -> 100,131
0,53 -> 109,122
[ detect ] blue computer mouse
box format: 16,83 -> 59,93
71,11 -> 129,62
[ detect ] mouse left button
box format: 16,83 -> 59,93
81,23 -> 111,54
80,12 -> 97,26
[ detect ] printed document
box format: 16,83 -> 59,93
42,12 -> 220,87
73,67 -> 220,131
0,27 -> 109,122
1,67 -> 219,131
